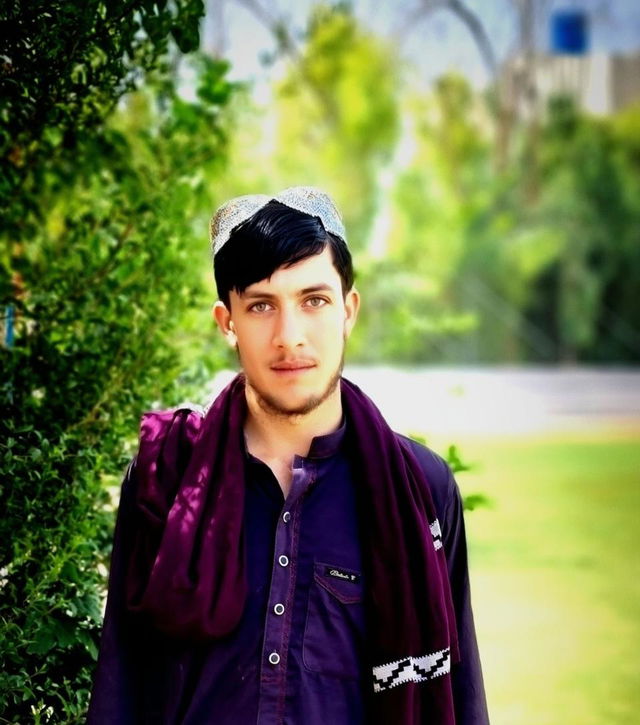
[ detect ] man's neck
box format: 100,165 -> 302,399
243,385 -> 343,496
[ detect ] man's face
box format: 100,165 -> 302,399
215,247 -> 359,417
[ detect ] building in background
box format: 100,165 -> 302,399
501,6 -> 640,117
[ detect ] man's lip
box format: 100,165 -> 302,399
271,361 -> 316,371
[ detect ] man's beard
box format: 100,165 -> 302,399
243,350 -> 345,419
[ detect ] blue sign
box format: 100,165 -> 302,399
550,10 -> 589,55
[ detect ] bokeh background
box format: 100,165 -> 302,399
2,1 -> 639,722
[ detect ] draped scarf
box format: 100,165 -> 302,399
127,374 -> 459,723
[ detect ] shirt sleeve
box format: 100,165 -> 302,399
441,465 -> 491,725
401,437 -> 490,725
87,459 -> 141,725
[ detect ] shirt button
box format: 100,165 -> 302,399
273,602 -> 285,615
278,555 -> 289,567
268,651 -> 280,665
282,511 -> 291,523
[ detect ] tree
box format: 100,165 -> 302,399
524,97 -> 640,362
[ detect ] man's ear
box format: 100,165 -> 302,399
343,287 -> 360,339
213,301 -> 237,348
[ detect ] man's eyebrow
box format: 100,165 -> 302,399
240,289 -> 276,300
240,283 -> 337,299
299,284 -> 336,295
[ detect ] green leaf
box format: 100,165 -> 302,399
446,444 -> 474,474
462,493 -> 492,512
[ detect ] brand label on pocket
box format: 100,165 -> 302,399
325,566 -> 360,583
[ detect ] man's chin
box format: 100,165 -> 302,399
255,390 -> 330,418
248,371 -> 343,419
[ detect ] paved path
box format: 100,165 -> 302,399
210,366 -> 640,436
344,365 -> 640,436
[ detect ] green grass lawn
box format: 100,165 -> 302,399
432,429 -> 640,725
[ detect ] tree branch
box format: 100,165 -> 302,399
395,0 -> 498,79
231,0 -> 300,60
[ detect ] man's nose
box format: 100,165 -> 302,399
272,308 -> 305,349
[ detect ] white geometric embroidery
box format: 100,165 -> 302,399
430,519 -> 443,551
372,648 -> 451,693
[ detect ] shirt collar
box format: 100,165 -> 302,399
306,416 -> 346,459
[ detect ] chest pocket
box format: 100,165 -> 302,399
303,560 -> 366,679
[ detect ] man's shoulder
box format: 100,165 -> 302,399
142,401 -> 207,422
396,433 -> 452,486
395,433 -> 456,518
133,402 -> 207,478
139,401 -> 206,439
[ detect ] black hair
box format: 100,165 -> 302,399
214,200 -> 354,308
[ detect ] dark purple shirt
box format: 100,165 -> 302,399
88,419 -> 489,724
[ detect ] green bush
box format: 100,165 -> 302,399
1,3 -> 236,721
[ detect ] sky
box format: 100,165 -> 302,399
202,0 -> 640,90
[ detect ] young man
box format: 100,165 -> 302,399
88,187 -> 489,724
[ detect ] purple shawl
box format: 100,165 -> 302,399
127,374 -> 459,723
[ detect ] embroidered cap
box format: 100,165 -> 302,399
210,186 -> 347,256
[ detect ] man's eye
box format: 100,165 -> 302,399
305,297 -> 327,308
250,302 -> 270,313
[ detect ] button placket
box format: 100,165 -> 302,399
260,466 -> 306,685
258,461 -> 317,724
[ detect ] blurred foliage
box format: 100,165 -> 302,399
0,2 -> 235,721
527,96 -> 640,361
274,4 -> 400,249
398,86 -> 640,363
